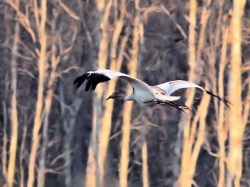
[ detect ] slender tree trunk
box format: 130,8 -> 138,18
217,20 -> 230,187
85,1 -> 113,186
37,23 -> 57,187
119,101 -> 132,187
27,0 -> 47,186
85,94 -> 98,187
178,1 -> 214,186
96,0 -> 117,186
60,83 -> 84,187
85,0 -> 112,184
142,142 -> 149,187
227,1 -> 246,187
119,0 -> 141,186
7,9 -> 20,187
19,123 -> 27,187
187,0 -> 197,83
178,0 -> 197,185
2,102 -> 8,186
119,68 -> 138,187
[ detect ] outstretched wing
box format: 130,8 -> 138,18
155,80 -> 231,107
73,69 -> 154,96
156,80 -> 205,95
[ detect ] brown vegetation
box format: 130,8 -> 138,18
0,0 -> 249,187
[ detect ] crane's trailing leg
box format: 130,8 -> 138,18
155,100 -> 192,113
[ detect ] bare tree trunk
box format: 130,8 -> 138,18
2,101 -> 8,187
112,1 -> 131,187
190,94 -> 210,173
7,8 -> 20,187
85,1 -> 113,186
179,92 -> 210,187
61,82 -> 84,187
227,1 -> 246,187
96,0 -> 116,186
37,17 -> 58,186
119,0 -> 142,186
19,122 -> 27,187
119,100 -> 132,187
217,18 -> 230,187
60,83 -> 71,187
85,94 -> 98,187
178,1 -> 213,186
177,0 -> 197,185
187,0 -> 197,84
142,142 -> 149,187
111,23 -> 129,187
27,0 -> 47,186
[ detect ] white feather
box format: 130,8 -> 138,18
156,80 -> 205,96
89,69 -> 127,79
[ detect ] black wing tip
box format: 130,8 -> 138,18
73,77 -> 81,88
88,75 -> 110,91
205,90 -> 232,108
73,77 -> 80,86
73,73 -> 89,89
74,72 -> 111,91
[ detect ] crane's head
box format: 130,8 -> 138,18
106,90 -> 126,100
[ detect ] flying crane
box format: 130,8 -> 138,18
74,69 -> 230,113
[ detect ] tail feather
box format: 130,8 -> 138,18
205,90 -> 231,108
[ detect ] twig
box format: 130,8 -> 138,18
57,0 -> 80,20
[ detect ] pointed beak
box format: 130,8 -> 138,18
106,95 -> 112,100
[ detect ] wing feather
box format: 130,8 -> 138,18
156,80 -> 205,96
74,69 -> 155,98
155,80 -> 231,107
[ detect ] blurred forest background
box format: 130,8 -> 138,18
0,0 -> 250,187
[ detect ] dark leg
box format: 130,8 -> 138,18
168,101 -> 192,112
157,100 -> 192,113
